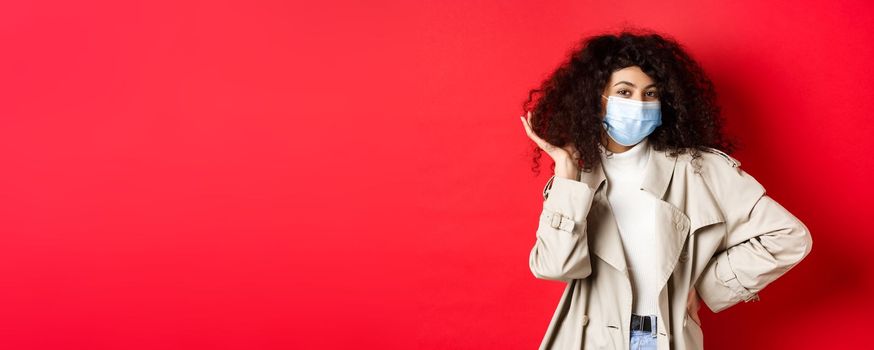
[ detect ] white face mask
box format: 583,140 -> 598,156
600,95 -> 662,146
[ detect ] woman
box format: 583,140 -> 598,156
518,29 -> 813,350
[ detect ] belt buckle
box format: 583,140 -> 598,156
631,315 -> 652,332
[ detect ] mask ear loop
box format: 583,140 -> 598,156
599,95 -> 613,158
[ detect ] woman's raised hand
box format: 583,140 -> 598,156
520,111 -> 581,180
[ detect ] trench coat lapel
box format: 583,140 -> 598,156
580,146 -> 724,280
581,144 -> 677,274
580,158 -> 625,272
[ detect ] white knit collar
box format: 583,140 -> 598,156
599,137 -> 651,165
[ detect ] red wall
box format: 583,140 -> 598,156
1,0 -> 871,348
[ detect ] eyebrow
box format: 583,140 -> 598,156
613,81 -> 657,89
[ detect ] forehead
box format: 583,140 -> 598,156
608,66 -> 656,86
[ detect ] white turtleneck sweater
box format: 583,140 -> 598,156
599,137 -> 659,316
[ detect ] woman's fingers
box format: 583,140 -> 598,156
520,111 -> 577,167
520,111 -> 548,149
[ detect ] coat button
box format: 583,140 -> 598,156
581,315 -> 589,326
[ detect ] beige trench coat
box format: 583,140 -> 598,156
529,146 -> 813,350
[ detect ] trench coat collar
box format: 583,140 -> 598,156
579,140 -> 675,203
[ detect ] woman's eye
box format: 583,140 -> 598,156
617,90 -> 630,96
646,91 -> 658,97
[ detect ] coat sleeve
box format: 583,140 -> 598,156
528,174 -> 597,282
694,157 -> 814,313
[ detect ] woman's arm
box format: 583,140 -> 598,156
528,175 -> 597,282
694,157 -> 813,313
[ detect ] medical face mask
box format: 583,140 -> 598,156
600,95 -> 662,146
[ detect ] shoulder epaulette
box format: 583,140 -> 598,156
701,147 -> 741,168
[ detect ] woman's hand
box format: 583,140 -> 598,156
687,287 -> 703,326
519,111 -> 581,180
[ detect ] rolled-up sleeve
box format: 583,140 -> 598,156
528,175 -> 597,282
695,159 -> 813,313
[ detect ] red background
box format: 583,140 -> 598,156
1,0 -> 871,349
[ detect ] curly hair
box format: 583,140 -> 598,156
522,28 -> 737,176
